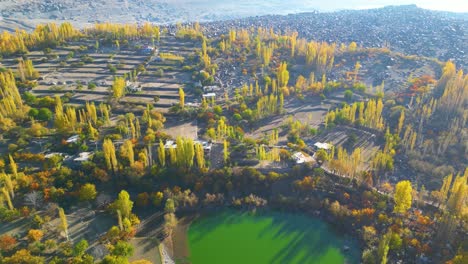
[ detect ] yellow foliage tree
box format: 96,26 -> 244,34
112,77 -> 126,99
394,180 -> 413,214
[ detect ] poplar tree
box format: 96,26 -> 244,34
394,180 -> 412,214
223,139 -> 229,164
169,148 -> 177,166
1,187 -> 13,210
1,173 -> 14,199
396,110 -> 405,136
8,155 -> 17,180
120,140 -> 135,166
103,139 -> 118,173
158,140 -> 166,167
58,207 -> 69,241
446,172 -> 467,216
277,62 -> 289,88
112,77 -> 126,99
195,143 -> 205,169
377,231 -> 391,264
179,88 -> 185,108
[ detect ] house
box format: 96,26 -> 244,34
126,81 -> 142,92
127,84 -> 142,92
66,135 -> 80,144
202,93 -> 216,100
292,152 -> 307,164
203,86 -> 219,93
194,140 -> 212,153
44,152 -> 65,159
313,142 -> 333,151
292,152 -> 315,164
73,152 -> 94,163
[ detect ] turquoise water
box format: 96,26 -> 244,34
188,210 -> 361,264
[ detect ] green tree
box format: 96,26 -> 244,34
112,241 -> 134,258
394,180 -> 412,214
315,149 -> 329,163
344,90 -> 353,102
37,108 -> 53,121
79,183 -> 97,201
73,239 -> 89,257
111,190 -> 134,219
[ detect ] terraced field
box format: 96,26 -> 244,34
1,35 -> 201,113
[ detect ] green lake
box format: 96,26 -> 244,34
188,210 -> 361,264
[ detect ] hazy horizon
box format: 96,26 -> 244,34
161,0 -> 468,14
315,0 -> 468,13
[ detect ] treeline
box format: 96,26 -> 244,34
0,71 -> 29,134
0,21 -> 163,56
0,22 -> 79,55
85,22 -> 160,41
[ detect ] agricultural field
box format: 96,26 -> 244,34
0,35 -> 200,113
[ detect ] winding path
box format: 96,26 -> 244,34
160,243 -> 175,264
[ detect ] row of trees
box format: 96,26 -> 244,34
328,146 -> 363,181
325,99 -> 385,130
86,22 -> 160,41
0,22 -> 79,55
0,71 -> 29,135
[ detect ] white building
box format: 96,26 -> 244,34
313,142 -> 333,151
292,152 -> 307,164
74,152 -> 94,163
194,140 -> 212,152
66,135 -> 80,144
203,86 -> 219,92
202,93 -> 216,100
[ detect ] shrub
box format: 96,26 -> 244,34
88,82 -> 97,90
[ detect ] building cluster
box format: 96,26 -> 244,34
198,5 -> 467,69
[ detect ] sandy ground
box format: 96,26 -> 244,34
129,237 -> 163,264
163,119 -> 198,139
169,215 -> 197,264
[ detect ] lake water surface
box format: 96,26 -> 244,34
188,210 -> 361,264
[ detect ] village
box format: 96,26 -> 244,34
0,5 -> 466,264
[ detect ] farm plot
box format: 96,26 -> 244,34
135,36 -> 199,112
307,126 -> 380,169
246,95 -> 337,143
2,36 -> 200,114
